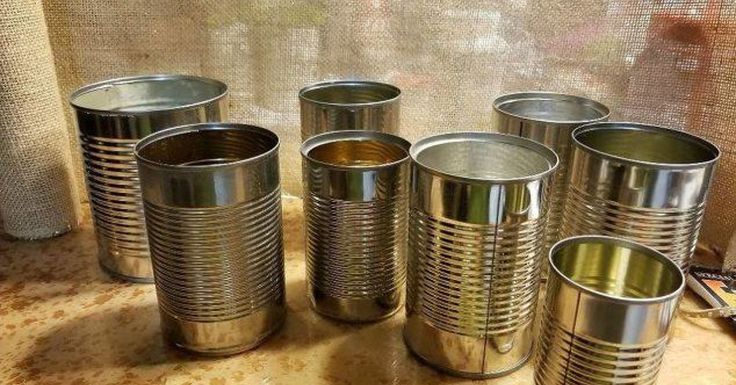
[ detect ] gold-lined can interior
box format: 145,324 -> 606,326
550,238 -> 683,299
307,139 -> 408,167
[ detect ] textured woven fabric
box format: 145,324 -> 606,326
8,0 -> 734,250
0,0 -> 80,239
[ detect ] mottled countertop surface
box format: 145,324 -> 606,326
2,198 -> 735,385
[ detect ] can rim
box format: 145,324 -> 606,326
548,235 -> 685,305
70,74 -> 228,115
572,122 -> 721,169
410,131 -> 559,184
492,91 -> 610,125
298,80 -> 401,108
134,122 -> 279,171
301,130 -> 410,170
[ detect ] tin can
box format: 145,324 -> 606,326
135,123 -> 285,355
562,122 -> 720,271
299,80 -> 400,141
535,235 -> 684,385
404,132 -> 559,378
492,92 -> 609,254
70,74 -> 228,282
301,130 -> 410,322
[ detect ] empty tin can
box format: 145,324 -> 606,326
70,74 -> 228,282
135,123 -> 285,355
561,122 -> 720,271
404,132 -> 559,378
535,235 -> 684,385
301,130 -> 410,322
492,92 -> 609,254
299,80 -> 400,141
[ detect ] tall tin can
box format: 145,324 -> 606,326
561,122 -> 720,271
536,235 -> 684,385
299,80 -> 400,141
301,130 -> 410,322
70,74 -> 228,282
135,123 -> 285,355
492,92 -> 609,254
404,132 -> 559,378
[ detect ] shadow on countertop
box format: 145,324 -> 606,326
11,302 -> 187,383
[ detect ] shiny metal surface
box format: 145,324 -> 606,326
535,236 -> 684,385
70,74 -> 228,282
135,123 -> 285,355
561,122 -> 720,271
404,132 -> 558,378
299,80 -> 400,141
492,92 -> 609,258
301,130 -> 410,322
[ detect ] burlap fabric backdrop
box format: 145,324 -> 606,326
5,1 -> 736,252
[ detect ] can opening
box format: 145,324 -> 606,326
137,127 -> 277,167
575,126 -> 718,165
414,139 -> 553,180
551,238 -> 683,300
71,75 -> 227,113
308,139 -> 408,167
300,81 -> 400,105
494,93 -> 608,123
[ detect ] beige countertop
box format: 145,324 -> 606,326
1,197 -> 735,385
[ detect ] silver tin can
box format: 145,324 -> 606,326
492,92 -> 609,253
404,132 -> 559,378
561,122 -> 720,271
299,80 -> 400,141
70,74 -> 228,282
536,235 -> 684,385
301,130 -> 410,322
135,123 -> 285,355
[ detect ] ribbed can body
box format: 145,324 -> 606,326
299,80 -> 400,141
560,122 -> 720,272
136,123 -> 284,355
70,75 -> 228,282
535,236 -> 684,385
302,131 -> 410,322
404,132 -> 558,378
492,92 -> 609,258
